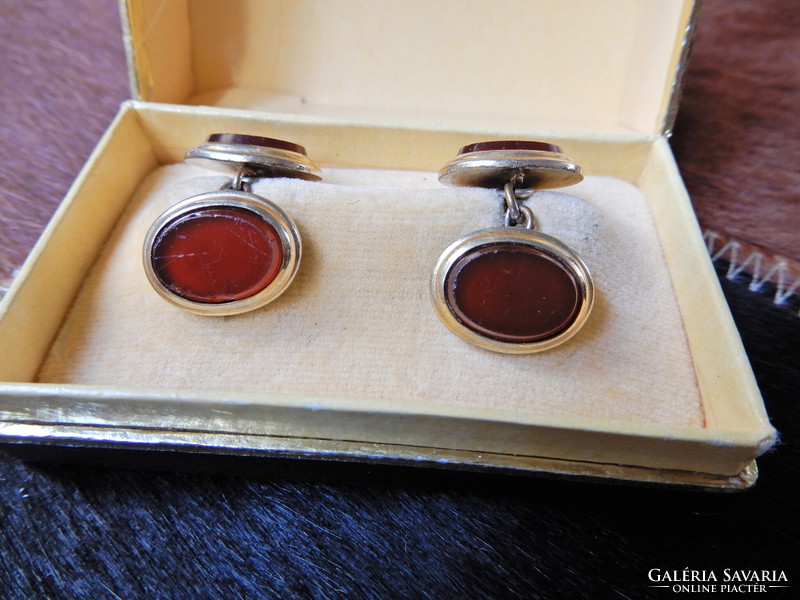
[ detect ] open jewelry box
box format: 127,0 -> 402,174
0,0 -> 777,488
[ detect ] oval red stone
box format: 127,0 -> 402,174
206,133 -> 307,156
445,243 -> 581,343
458,140 -> 562,156
151,206 -> 283,303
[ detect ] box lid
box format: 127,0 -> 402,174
121,0 -> 697,138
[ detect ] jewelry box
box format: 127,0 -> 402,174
0,0 -> 776,488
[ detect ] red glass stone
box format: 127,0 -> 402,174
445,243 -> 581,343
206,133 -> 307,156
151,206 -> 283,303
458,140 -> 562,156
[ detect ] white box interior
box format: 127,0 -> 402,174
125,0 -> 693,136
36,161 -> 704,429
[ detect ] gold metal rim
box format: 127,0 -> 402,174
186,142 -> 322,181
430,227 -> 594,354
142,190 -> 301,316
438,149 -> 583,190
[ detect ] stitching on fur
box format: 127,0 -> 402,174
705,229 -> 800,315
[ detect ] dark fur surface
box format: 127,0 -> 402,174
671,0 -> 800,261
1,1 -> 798,597
0,1 -> 128,288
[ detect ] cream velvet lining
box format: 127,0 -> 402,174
38,165 -> 704,428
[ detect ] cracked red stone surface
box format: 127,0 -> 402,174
151,206 -> 283,303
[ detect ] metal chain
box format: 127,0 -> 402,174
224,166 -> 256,193
503,173 -> 536,230
505,205 -> 536,229
503,178 -> 522,224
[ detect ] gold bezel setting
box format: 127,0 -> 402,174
186,141 -> 321,181
143,190 -> 301,316
431,227 -> 594,354
438,148 -> 583,191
